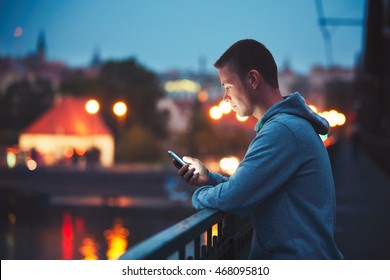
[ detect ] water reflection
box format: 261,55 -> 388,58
104,218 -> 129,260
0,178 -> 194,260
5,212 -> 16,259
79,236 -> 99,260
59,212 -> 130,260
61,212 -> 74,259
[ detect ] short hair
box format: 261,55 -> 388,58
214,39 -> 279,89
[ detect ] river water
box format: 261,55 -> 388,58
0,167 -> 195,260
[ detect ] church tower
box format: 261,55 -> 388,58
36,31 -> 46,61
90,47 -> 102,69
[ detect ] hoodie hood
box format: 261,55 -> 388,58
255,92 -> 329,135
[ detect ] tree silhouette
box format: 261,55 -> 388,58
0,79 -> 54,143
61,58 -> 169,162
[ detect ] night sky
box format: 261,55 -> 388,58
0,0 -> 365,73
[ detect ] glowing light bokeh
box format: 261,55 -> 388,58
79,237 -> 99,260
235,113 -> 248,122
219,156 -> 240,175
104,218 -> 129,260
210,106 -> 223,120
75,147 -> 86,156
85,99 -> 100,114
336,113 -> 346,126
14,27 -> 23,37
164,79 -> 201,93
6,150 -> 16,168
219,100 -> 232,114
197,90 -> 209,103
308,105 -> 318,113
63,147 -> 74,158
319,110 -> 346,128
26,159 -> 37,171
113,101 -> 127,117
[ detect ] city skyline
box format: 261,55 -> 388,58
0,0 -> 365,74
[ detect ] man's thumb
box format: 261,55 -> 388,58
183,156 -> 195,164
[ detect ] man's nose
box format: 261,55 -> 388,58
223,91 -> 230,101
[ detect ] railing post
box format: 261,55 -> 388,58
194,236 -> 200,259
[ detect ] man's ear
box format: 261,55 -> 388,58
248,70 -> 261,89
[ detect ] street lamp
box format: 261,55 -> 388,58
85,99 -> 100,114
113,101 -> 128,136
209,106 -> 223,120
113,101 -> 127,118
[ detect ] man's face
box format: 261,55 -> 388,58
219,65 -> 253,117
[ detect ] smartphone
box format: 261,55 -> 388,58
167,150 -> 186,167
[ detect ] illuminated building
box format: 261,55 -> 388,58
19,96 -> 115,167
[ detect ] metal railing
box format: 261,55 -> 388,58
119,208 -> 253,260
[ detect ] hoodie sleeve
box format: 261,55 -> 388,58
192,121 -> 302,212
207,170 -> 229,185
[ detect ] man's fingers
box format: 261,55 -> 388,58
183,167 -> 196,182
178,163 -> 190,176
189,172 -> 200,185
176,163 -> 199,185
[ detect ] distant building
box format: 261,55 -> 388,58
1,31 -> 358,147
36,31 -> 47,62
19,96 -> 115,167
0,31 -> 70,93
278,62 -> 301,96
308,65 -> 355,91
157,70 -> 223,134
158,64 -> 357,135
157,98 -> 192,134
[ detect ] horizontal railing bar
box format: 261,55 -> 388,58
119,208 -> 227,260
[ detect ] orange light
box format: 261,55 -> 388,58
336,113 -> 346,126
202,223 -> 220,247
235,113 -> 248,122
85,99 -> 100,114
113,101 -> 127,117
8,213 -> 16,224
104,218 -> 129,260
197,90 -> 209,103
219,100 -> 231,114
26,159 -> 37,171
63,147 -> 74,158
212,223 -> 218,237
79,237 -> 99,260
75,147 -> 86,156
219,156 -> 240,175
323,136 -> 336,147
308,105 -> 318,113
212,223 -> 218,247
209,106 -> 223,120
319,109 -> 347,127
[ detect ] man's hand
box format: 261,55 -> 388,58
173,156 -> 209,187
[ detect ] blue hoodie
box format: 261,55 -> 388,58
192,92 -> 343,259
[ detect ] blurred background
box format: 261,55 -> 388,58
0,0 -> 389,260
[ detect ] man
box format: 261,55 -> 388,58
175,39 -> 343,259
